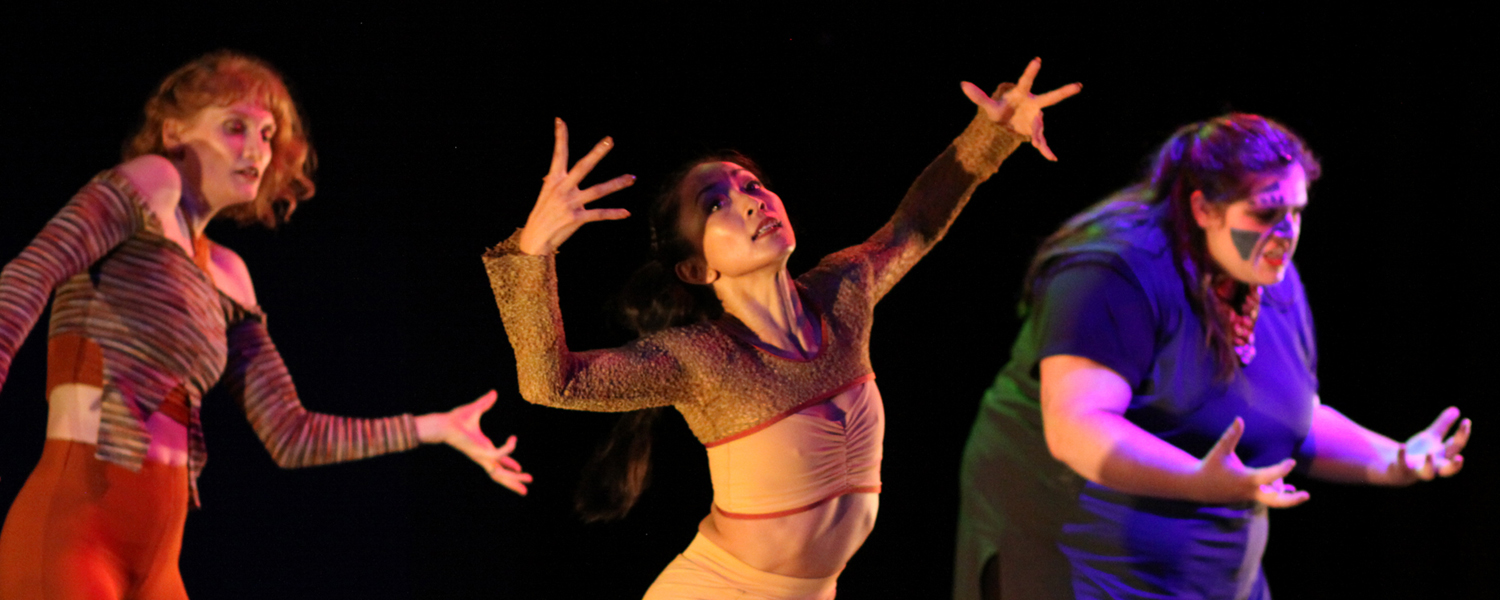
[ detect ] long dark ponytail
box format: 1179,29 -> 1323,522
574,151 -> 769,522
1021,114 -> 1320,379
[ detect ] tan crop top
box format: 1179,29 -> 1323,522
708,376 -> 883,518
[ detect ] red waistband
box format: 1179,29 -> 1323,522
712,486 -> 881,520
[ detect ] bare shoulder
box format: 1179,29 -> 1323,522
204,241 -> 259,309
115,155 -> 182,213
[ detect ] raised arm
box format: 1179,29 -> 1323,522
484,119 -> 690,413
0,168 -> 156,392
1301,400 -> 1469,486
813,58 -> 1081,302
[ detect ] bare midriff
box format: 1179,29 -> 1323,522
46,384 -> 189,467
700,491 -> 878,578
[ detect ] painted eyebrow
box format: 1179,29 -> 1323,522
1255,180 -> 1282,194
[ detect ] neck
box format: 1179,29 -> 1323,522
178,185 -> 218,237
170,159 -> 223,238
714,267 -> 817,358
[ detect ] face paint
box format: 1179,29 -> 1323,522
1268,212 -> 1296,236
1202,163 -> 1310,286
1230,228 -> 1260,261
1251,177 -> 1305,210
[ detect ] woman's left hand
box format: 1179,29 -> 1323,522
962,57 -> 1082,161
417,390 -> 533,495
1385,406 -> 1471,486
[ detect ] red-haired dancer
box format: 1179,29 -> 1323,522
0,51 -> 531,600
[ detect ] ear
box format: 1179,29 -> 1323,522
1189,190 -> 1219,229
161,118 -> 186,152
674,257 -> 719,285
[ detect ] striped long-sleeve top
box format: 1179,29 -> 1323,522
0,169 -> 419,506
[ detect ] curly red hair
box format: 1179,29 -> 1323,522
123,50 -> 316,228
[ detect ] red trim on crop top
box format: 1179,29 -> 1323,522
712,484 -> 883,520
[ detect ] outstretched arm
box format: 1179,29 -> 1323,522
1041,355 -> 1310,507
1301,400 -> 1469,486
217,256 -> 530,495
484,119 -> 690,413
814,58 -> 1082,302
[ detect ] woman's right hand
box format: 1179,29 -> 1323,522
1193,418 -> 1311,507
517,118 -> 636,255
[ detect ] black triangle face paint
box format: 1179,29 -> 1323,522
1231,228 -> 1260,261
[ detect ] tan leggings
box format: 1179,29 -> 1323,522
643,533 -> 838,600
0,439 -> 189,600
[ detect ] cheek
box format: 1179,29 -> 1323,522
1228,228 -> 1263,261
699,220 -> 738,260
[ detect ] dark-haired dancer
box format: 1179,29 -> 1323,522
954,114 -> 1471,600
0,51 -> 530,599
485,59 -> 1079,598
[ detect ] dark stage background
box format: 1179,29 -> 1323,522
2,4 -> 1493,598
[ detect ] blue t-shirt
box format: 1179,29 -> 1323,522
957,216 -> 1319,600
1033,251 -> 1318,468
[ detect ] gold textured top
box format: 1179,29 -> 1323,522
484,106 -> 1025,445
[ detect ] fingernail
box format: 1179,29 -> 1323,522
555,117 -> 562,125
601,137 -> 613,147
628,175 -> 638,183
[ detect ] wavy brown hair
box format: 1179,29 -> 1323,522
123,50 -> 316,228
1022,114 -> 1320,379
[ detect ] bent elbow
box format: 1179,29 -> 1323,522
516,379 -> 566,408
266,443 -> 304,469
1041,417 -> 1089,473
1043,428 -> 1073,465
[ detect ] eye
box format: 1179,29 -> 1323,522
744,180 -> 763,192
1251,208 -> 1285,225
705,196 -> 726,212
224,119 -> 246,135
261,126 -> 275,143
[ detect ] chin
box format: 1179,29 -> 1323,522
232,190 -> 260,205
1253,267 -> 1288,286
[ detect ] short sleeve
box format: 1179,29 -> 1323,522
1033,256 -> 1157,390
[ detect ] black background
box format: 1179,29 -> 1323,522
1,3 -> 1493,598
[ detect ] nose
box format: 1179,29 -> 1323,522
732,191 -> 764,217
1270,212 -> 1297,236
244,136 -> 270,165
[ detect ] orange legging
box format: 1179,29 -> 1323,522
0,439 -> 189,600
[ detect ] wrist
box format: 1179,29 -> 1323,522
414,412 -> 449,445
517,228 -> 551,256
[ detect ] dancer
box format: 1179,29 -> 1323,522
485,59 -> 1079,598
954,113 -> 1471,600
0,51 -> 531,600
